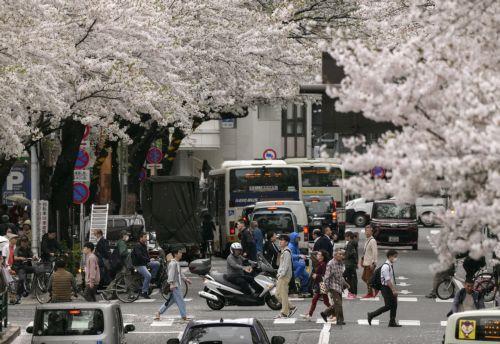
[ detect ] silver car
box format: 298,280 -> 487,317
26,303 -> 135,344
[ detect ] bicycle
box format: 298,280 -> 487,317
436,260 -> 494,301
33,254 -> 69,304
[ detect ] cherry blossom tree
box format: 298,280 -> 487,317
327,0 -> 500,266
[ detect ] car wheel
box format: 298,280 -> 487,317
420,212 -> 435,227
353,213 -> 368,227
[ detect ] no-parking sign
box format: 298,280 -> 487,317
73,182 -> 90,204
146,147 -> 163,164
371,166 -> 386,179
74,149 -> 90,170
262,148 -> 277,160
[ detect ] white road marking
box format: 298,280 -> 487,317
398,320 -> 421,326
441,321 -> 448,327
135,299 -> 156,303
398,297 -> 418,302
399,290 -> 413,295
360,297 -> 380,301
435,298 -> 453,303
151,319 -> 174,327
273,318 -> 296,324
358,319 -> 379,326
151,290 -> 159,296
316,318 -> 337,324
398,276 -> 409,280
397,282 -> 411,287
289,298 -> 307,301
317,323 -> 331,344
183,298 -> 192,302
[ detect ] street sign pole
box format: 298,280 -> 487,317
30,145 -> 39,256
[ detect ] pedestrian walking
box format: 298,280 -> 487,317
320,248 -> 348,325
94,229 -> 111,287
361,225 -> 378,298
275,234 -> 296,318
240,220 -> 257,261
263,231 -> 280,269
251,221 -> 264,255
312,229 -> 333,259
343,231 -> 358,299
83,242 -> 100,302
154,248 -> 192,321
300,250 -> 331,320
367,249 -> 401,327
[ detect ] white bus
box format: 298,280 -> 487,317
285,158 -> 346,238
205,160 -> 302,255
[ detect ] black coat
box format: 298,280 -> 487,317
131,242 -> 150,266
344,240 -> 358,269
263,240 -> 280,269
95,237 -> 110,265
313,235 -> 333,259
241,228 -> 257,260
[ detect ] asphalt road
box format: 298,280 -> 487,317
10,226 -> 474,344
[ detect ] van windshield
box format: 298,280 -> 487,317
35,309 -> 104,336
373,203 -> 416,220
252,212 -> 294,234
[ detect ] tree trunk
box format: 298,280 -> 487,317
88,143 -> 111,211
110,141 -> 121,215
162,118 -> 203,175
49,119 -> 85,243
0,158 -> 15,190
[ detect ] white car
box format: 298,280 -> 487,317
346,197 -> 446,227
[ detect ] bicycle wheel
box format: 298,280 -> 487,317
35,273 -> 52,304
436,278 -> 455,300
475,273 -> 496,302
160,280 -> 189,300
115,274 -> 140,303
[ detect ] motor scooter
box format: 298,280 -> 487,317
195,254 -> 282,311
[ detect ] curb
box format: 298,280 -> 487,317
0,326 -> 21,344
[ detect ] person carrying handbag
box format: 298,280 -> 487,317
300,250 -> 331,320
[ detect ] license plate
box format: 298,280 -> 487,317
389,236 -> 399,243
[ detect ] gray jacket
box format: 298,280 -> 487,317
227,253 -> 246,276
277,248 -> 292,279
167,259 -> 185,289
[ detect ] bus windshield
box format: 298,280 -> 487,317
229,167 -> 299,207
301,167 -> 342,187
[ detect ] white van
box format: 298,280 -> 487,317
252,200 -> 308,249
443,309 -> 500,343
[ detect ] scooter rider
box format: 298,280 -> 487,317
226,242 -> 260,296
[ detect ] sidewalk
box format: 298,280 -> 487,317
0,326 -> 20,344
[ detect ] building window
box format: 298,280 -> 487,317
282,104 -> 306,137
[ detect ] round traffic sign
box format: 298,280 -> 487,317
371,166 -> 386,179
74,149 -> 90,170
146,147 -> 163,164
262,148 -> 277,160
73,182 -> 90,204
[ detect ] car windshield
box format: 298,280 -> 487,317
252,212 -> 294,234
185,325 -> 258,344
35,309 -> 104,336
373,203 -> 416,220
304,197 -> 334,216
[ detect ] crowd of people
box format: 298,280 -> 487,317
224,221 -> 488,325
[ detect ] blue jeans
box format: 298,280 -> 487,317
159,287 -> 186,318
136,261 -> 160,293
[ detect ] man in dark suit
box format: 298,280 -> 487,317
94,229 -> 110,287
263,231 -> 280,269
312,229 -> 333,259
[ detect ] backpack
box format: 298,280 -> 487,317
369,263 -> 389,291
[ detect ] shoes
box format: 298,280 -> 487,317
141,292 -> 151,299
388,322 -> 402,327
288,306 -> 297,317
300,314 -> 312,321
346,293 -> 356,300
425,292 -> 437,299
182,316 -> 193,321
320,312 -> 328,323
361,293 -> 374,298
336,321 -> 346,326
274,313 -> 288,319
329,316 -> 337,323
367,312 -> 373,326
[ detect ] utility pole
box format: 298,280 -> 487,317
30,145 -> 39,256
119,142 -> 128,214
